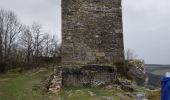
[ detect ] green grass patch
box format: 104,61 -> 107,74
0,68 -> 52,100
59,87 -> 123,100
0,68 -> 132,100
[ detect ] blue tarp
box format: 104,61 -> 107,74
162,76 -> 170,100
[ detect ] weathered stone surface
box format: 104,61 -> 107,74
124,92 -> 147,99
62,65 -> 117,87
88,91 -> 96,96
48,67 -> 62,93
117,78 -> 136,92
102,96 -> 112,100
127,60 -> 148,86
62,0 -> 124,66
117,92 -> 148,100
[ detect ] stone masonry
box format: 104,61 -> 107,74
62,0 -> 124,66
62,65 -> 117,87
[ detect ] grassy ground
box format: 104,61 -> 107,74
60,87 -> 124,100
0,68 -> 53,100
0,68 -> 135,100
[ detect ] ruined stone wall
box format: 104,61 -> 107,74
48,65 -> 116,91
62,65 -> 117,87
62,0 -> 124,66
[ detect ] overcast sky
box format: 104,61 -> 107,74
0,0 -> 170,64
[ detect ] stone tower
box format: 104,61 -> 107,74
62,0 -> 124,66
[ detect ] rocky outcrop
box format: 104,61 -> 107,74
124,92 -> 147,99
117,78 -> 136,92
127,60 -> 148,86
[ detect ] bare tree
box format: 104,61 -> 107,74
0,8 -> 60,72
20,26 -> 33,63
0,9 -> 22,61
125,49 -> 137,60
7,12 -> 22,59
43,34 -> 50,57
31,22 -> 45,62
0,9 -> 4,61
49,35 -> 60,57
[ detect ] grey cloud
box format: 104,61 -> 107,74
123,0 -> 170,64
0,0 -> 61,40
